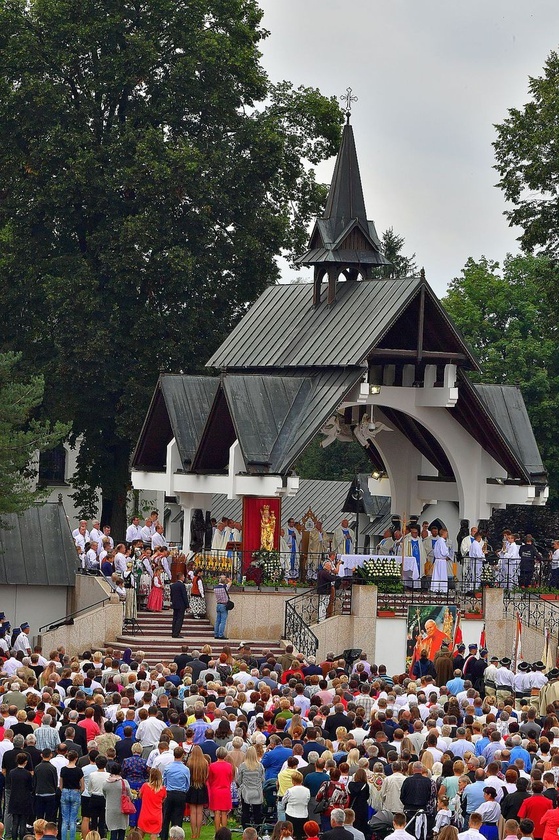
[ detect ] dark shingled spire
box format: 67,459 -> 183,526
295,121 -> 391,304
323,122 -> 368,242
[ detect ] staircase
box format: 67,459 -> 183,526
109,609 -> 284,661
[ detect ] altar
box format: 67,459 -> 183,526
339,553 -> 419,581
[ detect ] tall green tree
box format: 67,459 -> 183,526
494,50 -> 559,255
0,0 -> 343,534
0,352 -> 69,517
442,254 -> 559,502
379,227 -> 418,278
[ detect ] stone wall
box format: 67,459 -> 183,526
205,588 -> 302,643
40,594 -> 123,657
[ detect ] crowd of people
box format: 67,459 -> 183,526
0,634 -> 555,840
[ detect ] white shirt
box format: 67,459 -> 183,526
51,754 -> 69,782
501,541 -> 520,559
282,784 -> 311,818
2,657 -> 19,676
84,548 -> 99,571
126,524 -> 143,543
14,632 -> 31,654
151,532 -> 168,550
73,528 -> 90,542
458,831 -> 485,840
88,769 -> 109,797
151,750 -> 176,771
74,533 -> 87,551
90,528 -> 103,550
385,831 -> 416,840
114,552 -> 128,575
211,528 -> 227,551
470,540 -> 484,559
137,525 -> 150,543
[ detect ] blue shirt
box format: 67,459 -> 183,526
190,719 -> 210,744
509,745 -> 531,771
261,745 -> 292,780
475,736 -> 489,757
462,780 -> 486,814
163,761 -> 190,792
446,677 -> 465,695
201,740 -> 218,763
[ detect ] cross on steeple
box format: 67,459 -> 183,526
340,87 -> 358,122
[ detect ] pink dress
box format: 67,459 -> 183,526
146,574 -> 164,612
207,759 -> 234,811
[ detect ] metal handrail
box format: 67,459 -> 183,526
283,584 -> 353,658
38,597 -> 110,634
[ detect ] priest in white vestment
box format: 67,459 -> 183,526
402,525 -> 426,590
431,528 -> 450,593
332,519 -> 355,555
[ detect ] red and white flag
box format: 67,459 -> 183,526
512,612 -> 523,669
479,623 -> 486,650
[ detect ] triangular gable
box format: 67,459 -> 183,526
132,375 -> 220,471
331,218 -> 380,253
374,282 -> 479,368
223,375 -> 310,468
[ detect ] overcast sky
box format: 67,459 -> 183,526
259,0 -> 559,295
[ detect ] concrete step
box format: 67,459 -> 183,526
107,610 -> 284,662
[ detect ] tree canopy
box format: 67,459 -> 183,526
0,352 -> 69,517
442,254 -> 559,502
494,49 -> 559,255
0,0 -> 343,532
378,227 -> 418,278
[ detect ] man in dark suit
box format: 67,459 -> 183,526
400,761 -> 433,820
321,809 -> 354,840
170,573 -> 189,638
115,726 -> 135,761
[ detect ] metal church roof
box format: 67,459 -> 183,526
133,375 -> 219,471
0,500 -> 78,586
207,277 -> 422,369
473,384 -> 546,482
211,478 -> 389,534
218,368 -> 365,474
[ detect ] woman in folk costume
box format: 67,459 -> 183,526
139,549 -> 153,609
402,523 -> 427,590
158,550 -> 172,609
431,527 -> 451,593
146,562 -> 164,612
189,567 -> 206,618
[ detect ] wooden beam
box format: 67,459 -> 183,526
417,285 -> 425,363
369,349 -> 468,361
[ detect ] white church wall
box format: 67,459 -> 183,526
0,585 -> 70,649
420,501 -> 460,547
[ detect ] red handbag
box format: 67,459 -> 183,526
120,779 -> 136,815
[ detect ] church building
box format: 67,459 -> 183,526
132,116 -> 547,549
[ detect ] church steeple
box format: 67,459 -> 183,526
322,121 -> 368,242
295,99 -> 391,305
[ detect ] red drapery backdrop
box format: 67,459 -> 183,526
242,496 -> 281,573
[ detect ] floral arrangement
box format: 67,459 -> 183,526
251,549 -> 283,582
359,557 -> 401,591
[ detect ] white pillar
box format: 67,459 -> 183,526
175,492 -> 212,554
